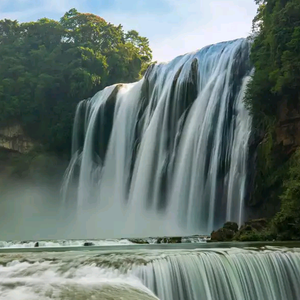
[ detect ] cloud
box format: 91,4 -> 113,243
0,0 -> 257,62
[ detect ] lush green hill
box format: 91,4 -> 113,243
0,8 -> 152,154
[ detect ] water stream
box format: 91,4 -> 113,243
0,246 -> 299,300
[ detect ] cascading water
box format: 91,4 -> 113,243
62,38 -> 252,237
134,247 -> 300,300
1,247 -> 300,300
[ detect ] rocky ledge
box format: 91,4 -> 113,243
128,235 -> 209,244
210,219 -> 276,242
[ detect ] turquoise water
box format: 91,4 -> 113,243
0,243 -> 300,299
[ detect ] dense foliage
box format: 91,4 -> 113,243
0,9 -> 152,153
246,0 -> 300,239
246,0 -> 300,127
272,150 -> 300,239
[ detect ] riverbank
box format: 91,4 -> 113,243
210,219 -> 300,242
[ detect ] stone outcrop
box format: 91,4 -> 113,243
210,219 -> 275,242
276,100 -> 300,150
157,237 -> 182,244
83,242 -> 95,246
223,221 -> 239,232
210,222 -> 239,242
245,99 -> 300,218
0,124 -> 34,153
128,238 -> 149,244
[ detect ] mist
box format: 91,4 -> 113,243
0,178 -> 191,241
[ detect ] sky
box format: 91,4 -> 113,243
0,0 -> 258,62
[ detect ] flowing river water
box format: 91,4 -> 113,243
0,243 -> 300,300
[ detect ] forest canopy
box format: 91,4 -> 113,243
0,8 -> 152,153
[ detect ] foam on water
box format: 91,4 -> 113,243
0,247 -> 300,300
0,260 -> 157,300
0,239 -> 133,249
0,236 -> 207,249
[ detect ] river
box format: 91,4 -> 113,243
1,242 -> 299,299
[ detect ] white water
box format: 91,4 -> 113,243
63,38 -> 252,237
0,239 -> 133,249
0,247 -> 299,300
0,236 -> 207,248
0,253 -> 157,300
135,247 -> 300,300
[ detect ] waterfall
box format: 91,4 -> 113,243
62,38 -> 252,237
1,246 -> 300,300
133,248 -> 300,300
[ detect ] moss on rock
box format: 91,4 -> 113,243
234,219 -> 275,241
211,222 -> 238,242
211,219 -> 277,242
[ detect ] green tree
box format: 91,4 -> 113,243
0,9 -> 152,154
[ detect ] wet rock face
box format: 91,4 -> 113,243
247,100 -> 300,213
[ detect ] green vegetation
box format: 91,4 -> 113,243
0,9 -> 152,154
272,150 -> 300,240
246,0 -> 300,239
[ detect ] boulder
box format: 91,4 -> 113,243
128,238 -> 149,244
168,237 -> 182,243
157,238 -> 165,244
210,221 -> 239,241
223,222 -> 239,232
83,242 -> 94,247
157,237 -> 182,244
211,228 -> 235,242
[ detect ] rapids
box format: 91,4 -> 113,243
0,246 -> 299,300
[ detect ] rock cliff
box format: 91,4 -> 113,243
246,99 -> 300,220
276,100 -> 300,152
0,124 -> 35,153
